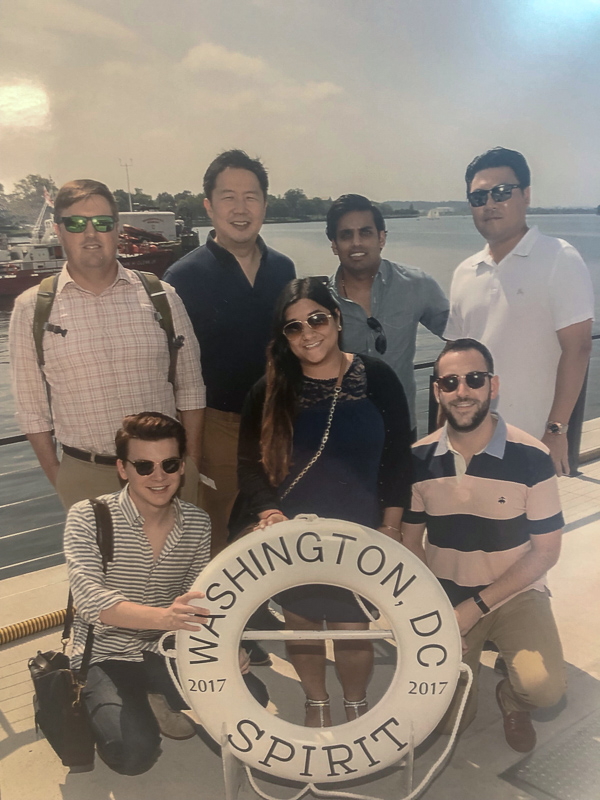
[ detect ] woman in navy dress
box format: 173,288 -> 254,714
235,277 -> 413,726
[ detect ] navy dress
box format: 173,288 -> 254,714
234,354 -> 413,623
276,360 -> 385,621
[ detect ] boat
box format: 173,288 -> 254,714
426,208 -> 440,220
0,204 -> 198,298
0,239 -> 66,296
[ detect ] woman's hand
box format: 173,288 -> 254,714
160,591 -> 209,631
254,509 -> 289,530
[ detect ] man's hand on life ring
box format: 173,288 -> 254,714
162,590 -> 209,631
454,598 -> 484,641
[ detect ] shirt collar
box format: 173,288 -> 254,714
118,486 -> 144,527
479,225 -> 540,268
434,413 -> 507,459
117,486 -> 184,531
206,229 -> 266,268
328,258 -> 386,299
57,260 -> 131,294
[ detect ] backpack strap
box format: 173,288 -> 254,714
33,274 -> 60,368
74,499 -> 115,684
134,270 -> 184,388
89,498 -> 115,573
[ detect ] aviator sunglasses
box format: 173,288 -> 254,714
367,316 -> 387,354
435,371 -> 492,393
125,457 -> 183,476
467,183 -> 521,208
283,312 -> 333,339
60,215 -> 116,233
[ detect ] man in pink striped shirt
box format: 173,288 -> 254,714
9,179 -> 205,509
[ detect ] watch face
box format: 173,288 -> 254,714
547,423 -> 561,434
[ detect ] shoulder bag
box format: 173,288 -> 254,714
28,499 -> 113,771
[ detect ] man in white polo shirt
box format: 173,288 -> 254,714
444,147 -> 594,475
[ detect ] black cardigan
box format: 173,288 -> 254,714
230,355 -> 413,538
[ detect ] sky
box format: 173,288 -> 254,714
1,0 -> 599,206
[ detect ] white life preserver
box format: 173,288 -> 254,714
176,518 -> 461,784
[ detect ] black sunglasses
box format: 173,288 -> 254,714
467,184 -> 521,208
60,215 -> 116,233
126,457 -> 183,476
367,317 -> 387,354
283,312 -> 333,339
436,371 -> 492,393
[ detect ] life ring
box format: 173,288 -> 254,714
176,518 -> 461,783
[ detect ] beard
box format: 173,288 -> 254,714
444,394 -> 491,433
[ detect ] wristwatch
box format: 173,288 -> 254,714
546,421 -> 568,435
473,592 -> 490,615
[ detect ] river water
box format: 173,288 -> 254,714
2,213 -> 599,438
0,214 -> 598,577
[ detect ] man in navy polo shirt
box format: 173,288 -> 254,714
163,151 -> 295,559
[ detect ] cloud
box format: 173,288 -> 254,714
0,0 -> 138,46
290,82 -> 343,102
177,42 -> 343,112
182,42 -> 267,77
1,1 -> 596,204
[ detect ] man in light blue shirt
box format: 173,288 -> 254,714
327,194 -> 449,436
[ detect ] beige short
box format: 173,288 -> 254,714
197,408 -> 241,558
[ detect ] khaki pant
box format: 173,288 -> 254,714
198,408 -> 241,557
56,451 -> 201,510
437,588 -> 566,734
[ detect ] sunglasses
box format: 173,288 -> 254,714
467,183 -> 521,208
283,312 -> 333,339
435,371 -> 492,393
126,457 -> 183,476
60,215 -> 116,233
367,317 -> 387,354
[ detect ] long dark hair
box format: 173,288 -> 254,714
261,277 -> 341,486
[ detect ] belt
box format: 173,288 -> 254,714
62,445 -> 118,466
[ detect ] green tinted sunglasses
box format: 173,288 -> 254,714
60,215 -> 115,233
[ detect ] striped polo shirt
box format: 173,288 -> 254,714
64,488 -> 211,668
404,416 -> 564,608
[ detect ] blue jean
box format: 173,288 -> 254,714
82,652 -> 185,775
82,652 -> 269,774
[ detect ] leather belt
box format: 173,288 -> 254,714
62,445 -> 118,466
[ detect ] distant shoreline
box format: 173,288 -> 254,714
261,210 -> 420,225
194,208 -> 598,227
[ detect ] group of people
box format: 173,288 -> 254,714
8,145 -> 594,772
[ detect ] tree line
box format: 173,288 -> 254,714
0,174 -> 410,231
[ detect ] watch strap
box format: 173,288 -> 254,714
473,592 -> 490,615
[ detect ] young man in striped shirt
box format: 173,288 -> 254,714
64,412 -> 258,774
402,339 -> 565,753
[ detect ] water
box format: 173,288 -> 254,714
2,213 -> 599,440
1,214 -> 598,578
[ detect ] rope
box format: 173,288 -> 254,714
158,631 -> 189,706
0,608 -> 67,646
242,663 -> 473,800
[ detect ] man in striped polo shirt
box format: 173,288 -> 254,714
402,339 -> 565,753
